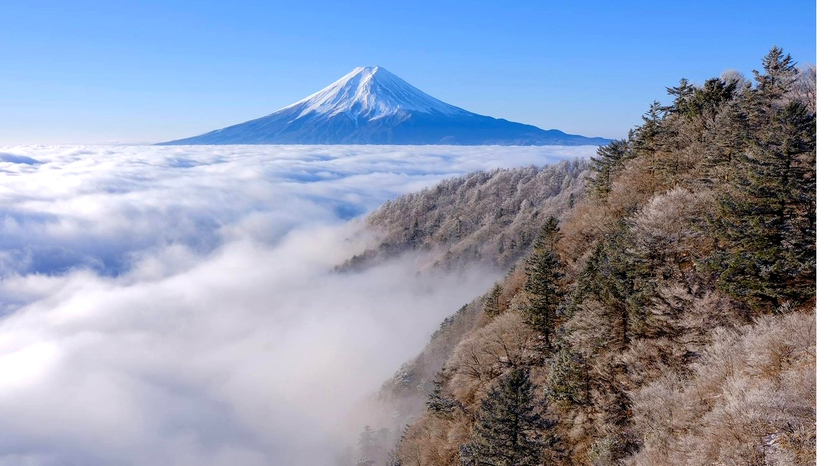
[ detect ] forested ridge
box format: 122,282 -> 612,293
338,160 -> 589,273
345,47 -> 816,466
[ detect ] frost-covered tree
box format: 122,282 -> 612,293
426,369 -> 459,418
545,344 -> 589,407
356,425 -> 392,466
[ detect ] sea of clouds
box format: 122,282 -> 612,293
0,144 -> 595,465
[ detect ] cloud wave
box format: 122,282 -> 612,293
0,144 -> 596,465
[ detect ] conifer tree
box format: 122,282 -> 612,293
715,100 -> 816,308
698,97 -> 749,186
711,47 -> 816,309
464,368 -> 555,466
522,217 -> 566,351
631,101 -> 668,192
483,283 -> 504,317
588,139 -> 631,199
574,227 -> 654,346
754,46 -> 798,103
545,344 -> 590,408
426,369 -> 459,418
664,78 -> 695,115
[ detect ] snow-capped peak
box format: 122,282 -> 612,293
282,66 -> 466,120
161,66 -> 613,146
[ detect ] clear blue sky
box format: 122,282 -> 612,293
0,0 -> 816,144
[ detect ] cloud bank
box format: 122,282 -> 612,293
0,144 -> 596,465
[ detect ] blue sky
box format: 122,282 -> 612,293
0,0 -> 816,144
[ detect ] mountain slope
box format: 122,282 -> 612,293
338,160 -> 589,273
344,49 -> 815,466
161,67 -> 611,146
334,160 -> 590,466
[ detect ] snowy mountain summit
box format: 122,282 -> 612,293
162,66 -> 610,145
292,66 -> 466,120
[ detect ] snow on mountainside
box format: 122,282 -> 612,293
162,66 -> 611,146
287,66 -> 467,120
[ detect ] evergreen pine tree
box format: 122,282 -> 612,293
483,283 -> 504,317
684,78 -> 737,119
574,227 -> 655,345
588,139 -> 632,199
754,46 -> 798,103
664,78 -> 695,115
631,101 -> 668,193
523,217 -> 566,351
426,369 -> 459,418
698,97 -> 749,186
464,367 -> 555,466
714,99 -> 816,308
545,344 -> 590,407
708,47 -> 816,310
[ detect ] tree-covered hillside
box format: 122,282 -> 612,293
339,160 -> 590,273
353,47 -> 815,466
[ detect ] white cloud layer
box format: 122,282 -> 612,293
0,144 -> 595,465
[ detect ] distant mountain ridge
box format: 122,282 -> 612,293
161,66 -> 611,146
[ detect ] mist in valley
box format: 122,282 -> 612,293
0,144 -> 595,465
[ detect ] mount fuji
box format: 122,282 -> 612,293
161,66 -> 611,146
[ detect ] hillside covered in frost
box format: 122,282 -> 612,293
342,47 -> 816,466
